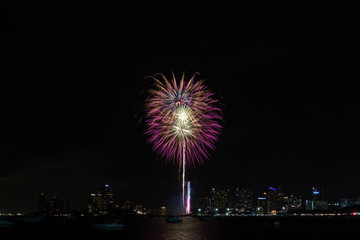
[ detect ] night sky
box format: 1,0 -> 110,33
2,3 -> 360,213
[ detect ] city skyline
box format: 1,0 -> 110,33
2,180 -> 358,215
2,3 -> 360,214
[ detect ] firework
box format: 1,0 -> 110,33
186,181 -> 191,215
144,71 -> 223,209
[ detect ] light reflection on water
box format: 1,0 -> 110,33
131,216 -> 360,240
2,215 -> 360,239
135,216 -> 222,240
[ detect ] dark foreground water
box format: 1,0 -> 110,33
1,216 -> 360,239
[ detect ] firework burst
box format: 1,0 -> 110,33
144,71 -> 223,209
145,72 -> 222,165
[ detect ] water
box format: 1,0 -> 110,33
1,216 -> 360,239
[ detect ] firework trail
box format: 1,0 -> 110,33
144,71 -> 223,210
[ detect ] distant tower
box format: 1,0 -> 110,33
91,182 -> 116,214
49,196 -> 61,216
257,196 -> 267,214
312,187 -> 323,201
87,193 -> 97,213
65,198 -> 72,215
312,187 -> 327,210
101,183 -> 115,212
266,187 -> 278,213
38,192 -> 47,216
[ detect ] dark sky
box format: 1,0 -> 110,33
2,3 -> 360,213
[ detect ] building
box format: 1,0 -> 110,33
210,188 -> 229,212
258,184 -> 289,214
133,204 -> 145,214
65,198 -> 72,215
234,187 -> 253,213
314,200 -> 328,210
49,196 -> 62,215
87,193 -> 97,213
256,196 -> 267,214
38,192 -> 72,216
121,200 -> 133,211
312,187 -> 327,210
280,195 -> 289,213
340,198 -> 360,208
38,193 -> 48,216
98,183 -> 116,211
266,187 -> 280,214
87,182 -> 117,214
145,206 -> 167,216
312,187 -> 324,201
197,196 -> 210,212
305,187 -> 328,211
288,193 -> 302,210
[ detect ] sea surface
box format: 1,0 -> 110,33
1,215 -> 360,239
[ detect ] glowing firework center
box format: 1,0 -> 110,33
174,106 -> 193,138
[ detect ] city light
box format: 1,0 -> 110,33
3,182 -> 360,222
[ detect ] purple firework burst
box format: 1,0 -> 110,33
144,71 -> 223,167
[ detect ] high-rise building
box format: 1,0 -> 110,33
256,196 -> 267,214
280,195 -> 289,213
87,193 -> 97,213
210,188 -> 229,212
38,192 -> 48,216
98,183 -> 115,211
87,183 -> 117,214
308,187 -> 327,211
288,193 -> 302,210
38,192 -> 71,216
65,198 -> 72,215
49,196 -> 63,215
266,187 -> 279,214
312,187 -> 324,201
263,184 -> 287,214
234,188 -> 253,213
